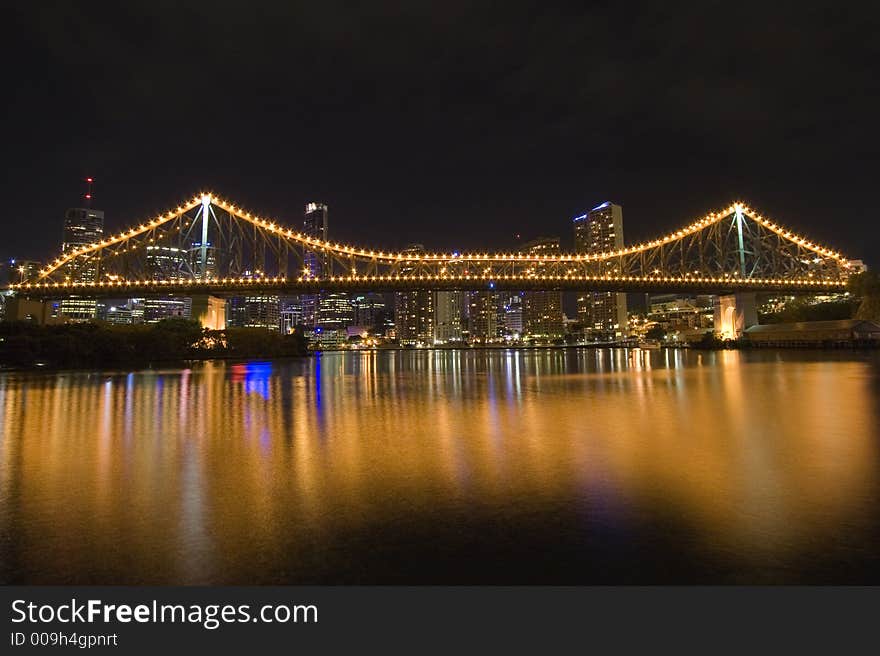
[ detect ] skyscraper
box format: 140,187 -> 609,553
394,245 -> 434,345
434,291 -> 464,343
501,293 -> 523,337
352,293 -> 389,334
465,291 -> 501,343
302,202 -> 329,328
61,207 -> 104,282
574,202 -> 628,340
60,207 -> 104,320
520,237 -> 564,340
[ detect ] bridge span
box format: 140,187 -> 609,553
5,192 -> 856,298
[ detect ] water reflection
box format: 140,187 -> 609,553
1,348 -> 878,583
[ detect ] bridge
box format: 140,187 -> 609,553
9,192 -> 856,294
3,192 -> 857,335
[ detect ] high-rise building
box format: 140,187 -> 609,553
62,207 -> 104,282
465,291 -> 501,343
227,295 -> 280,330
574,202 -> 628,340
188,242 -> 219,280
501,293 -> 523,337
2,259 -> 41,285
434,291 -> 464,343
394,244 -> 434,345
520,237 -> 564,340
302,202 -> 329,327
59,207 -> 104,320
351,293 -> 389,334
316,293 -> 353,333
146,246 -> 189,281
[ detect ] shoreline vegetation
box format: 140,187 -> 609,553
0,317 -> 878,373
0,318 -> 309,370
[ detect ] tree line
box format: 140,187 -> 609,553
0,318 -> 309,369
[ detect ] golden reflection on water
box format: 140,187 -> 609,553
1,349 -> 878,583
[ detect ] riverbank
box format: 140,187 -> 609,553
3,318 -> 878,372
0,318 -> 308,370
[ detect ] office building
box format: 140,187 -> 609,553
143,297 -> 192,323
227,295 -> 280,330
501,294 -> 523,337
147,246 -> 189,281
59,207 -> 104,320
2,259 -> 41,285
302,202 -> 329,327
574,202 -> 628,340
189,242 -> 219,280
520,237 -> 564,340
394,244 -> 434,345
465,291 -> 501,342
61,207 -> 104,282
434,291 -> 464,343
316,293 -> 354,333
351,293 -> 389,334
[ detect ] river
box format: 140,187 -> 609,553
1,348 -> 878,583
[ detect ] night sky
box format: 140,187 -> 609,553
4,2 -> 879,266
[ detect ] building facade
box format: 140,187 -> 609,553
60,207 -> 105,320
465,291 -> 501,342
395,245 -> 434,345
434,291 -> 464,343
302,202 -> 329,328
227,295 -> 280,330
573,202 -> 628,340
520,237 -> 564,340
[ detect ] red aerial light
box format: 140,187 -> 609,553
86,177 -> 93,183
85,194 -> 91,199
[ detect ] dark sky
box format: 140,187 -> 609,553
4,1 -> 879,266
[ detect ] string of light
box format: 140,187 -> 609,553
32,193 -> 853,284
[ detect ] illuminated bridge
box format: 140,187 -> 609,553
7,192 -> 856,301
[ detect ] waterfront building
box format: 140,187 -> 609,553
574,202 -> 628,340
227,295 -> 280,330
501,294 -> 523,337
745,319 -> 880,346
465,291 -> 501,343
395,245 -> 434,345
352,293 -> 389,334
520,237 -> 564,340
648,294 -> 714,331
434,291 -> 464,343
316,293 -> 354,333
144,297 -> 192,323
104,304 -> 134,325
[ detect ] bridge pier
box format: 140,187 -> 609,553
190,295 -> 226,330
714,292 -> 758,339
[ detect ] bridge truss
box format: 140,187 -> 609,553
12,193 -> 855,297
